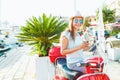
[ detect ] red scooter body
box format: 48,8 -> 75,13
86,57 -> 104,73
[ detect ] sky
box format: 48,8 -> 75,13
0,0 -> 110,25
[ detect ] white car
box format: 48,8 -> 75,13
116,32 -> 120,39
105,34 -> 120,61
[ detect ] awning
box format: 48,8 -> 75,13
106,23 -> 120,27
111,23 -> 120,27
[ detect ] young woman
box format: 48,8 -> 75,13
60,11 -> 89,74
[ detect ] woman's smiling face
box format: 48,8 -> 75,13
72,17 -> 83,29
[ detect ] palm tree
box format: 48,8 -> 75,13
96,4 -> 116,24
17,13 -> 68,56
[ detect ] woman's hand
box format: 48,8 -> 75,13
81,41 -> 89,49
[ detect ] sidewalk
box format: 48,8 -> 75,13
106,60 -> 120,80
0,46 -> 36,80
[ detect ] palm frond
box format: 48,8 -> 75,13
17,13 -> 68,56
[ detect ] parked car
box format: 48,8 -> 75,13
4,34 -> 23,47
0,39 -> 11,57
0,40 -> 5,48
115,32 -> 120,39
105,33 -> 120,60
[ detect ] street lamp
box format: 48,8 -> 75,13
74,0 -> 77,12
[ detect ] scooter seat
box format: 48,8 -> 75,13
62,65 -> 83,80
56,57 -> 83,80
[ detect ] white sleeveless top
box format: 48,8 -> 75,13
61,31 -> 85,64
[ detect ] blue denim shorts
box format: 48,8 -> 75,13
67,62 -> 86,74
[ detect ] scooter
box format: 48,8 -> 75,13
49,46 -> 110,80
53,57 -> 110,80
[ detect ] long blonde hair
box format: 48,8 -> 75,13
66,18 -> 75,40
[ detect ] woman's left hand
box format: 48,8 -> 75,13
83,41 -> 89,51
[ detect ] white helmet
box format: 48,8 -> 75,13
70,11 -> 83,19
